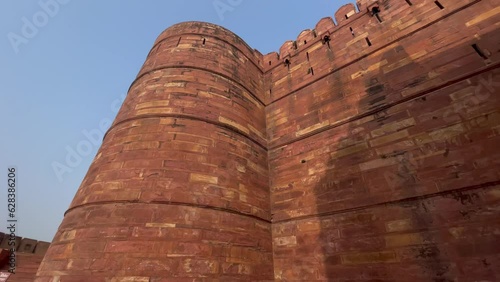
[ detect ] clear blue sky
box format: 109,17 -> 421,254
0,0 -> 346,242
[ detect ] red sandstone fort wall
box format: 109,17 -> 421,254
36,22 -> 274,281
267,0 -> 500,280
35,0 -> 500,281
0,233 -> 50,281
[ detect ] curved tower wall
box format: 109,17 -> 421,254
36,22 -> 273,281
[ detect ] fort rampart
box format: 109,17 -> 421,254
35,0 -> 500,280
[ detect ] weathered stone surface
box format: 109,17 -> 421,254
37,0 -> 500,281
0,233 -> 50,282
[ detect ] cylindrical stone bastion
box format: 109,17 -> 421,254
36,22 -> 273,281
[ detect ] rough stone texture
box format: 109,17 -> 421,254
36,22 -> 273,282
268,0 -> 500,280
37,0 -> 500,281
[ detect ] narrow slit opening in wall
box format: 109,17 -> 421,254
269,61 -> 272,66
176,37 -> 182,47
366,37 -> 372,46
405,0 -> 413,6
472,44 -> 488,60
202,38 -> 206,45
312,30 -> 317,38
309,67 -> 314,75
304,40 -> 307,45
350,27 -> 354,36
372,7 -> 382,22
306,52 -> 310,61
293,41 -> 298,49
284,58 -> 291,70
435,1 -> 444,9
345,15 -> 349,19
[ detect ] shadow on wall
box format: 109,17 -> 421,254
313,31 -> 500,281
315,46 -> 455,281
0,233 -> 50,281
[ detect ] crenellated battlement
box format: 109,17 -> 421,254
0,232 -> 51,257
262,0 -> 494,104
261,1 -> 367,73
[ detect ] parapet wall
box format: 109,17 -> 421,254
267,0 -> 499,146
0,233 -> 50,282
264,0 -> 488,105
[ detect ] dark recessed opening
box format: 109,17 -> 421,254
312,30 -> 317,38
435,1 -> 444,9
269,61 -> 272,65
304,40 -> 307,45
301,160 -> 306,164
293,41 -> 298,49
372,7 -> 382,22
202,38 -> 206,45
350,27 -> 355,36
472,44 -> 488,59
308,67 -> 314,75
366,37 -> 372,46
345,14 -> 349,19
176,37 -> 182,47
284,58 -> 291,70
323,35 -> 331,49
405,0 -> 413,6
306,52 -> 310,61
